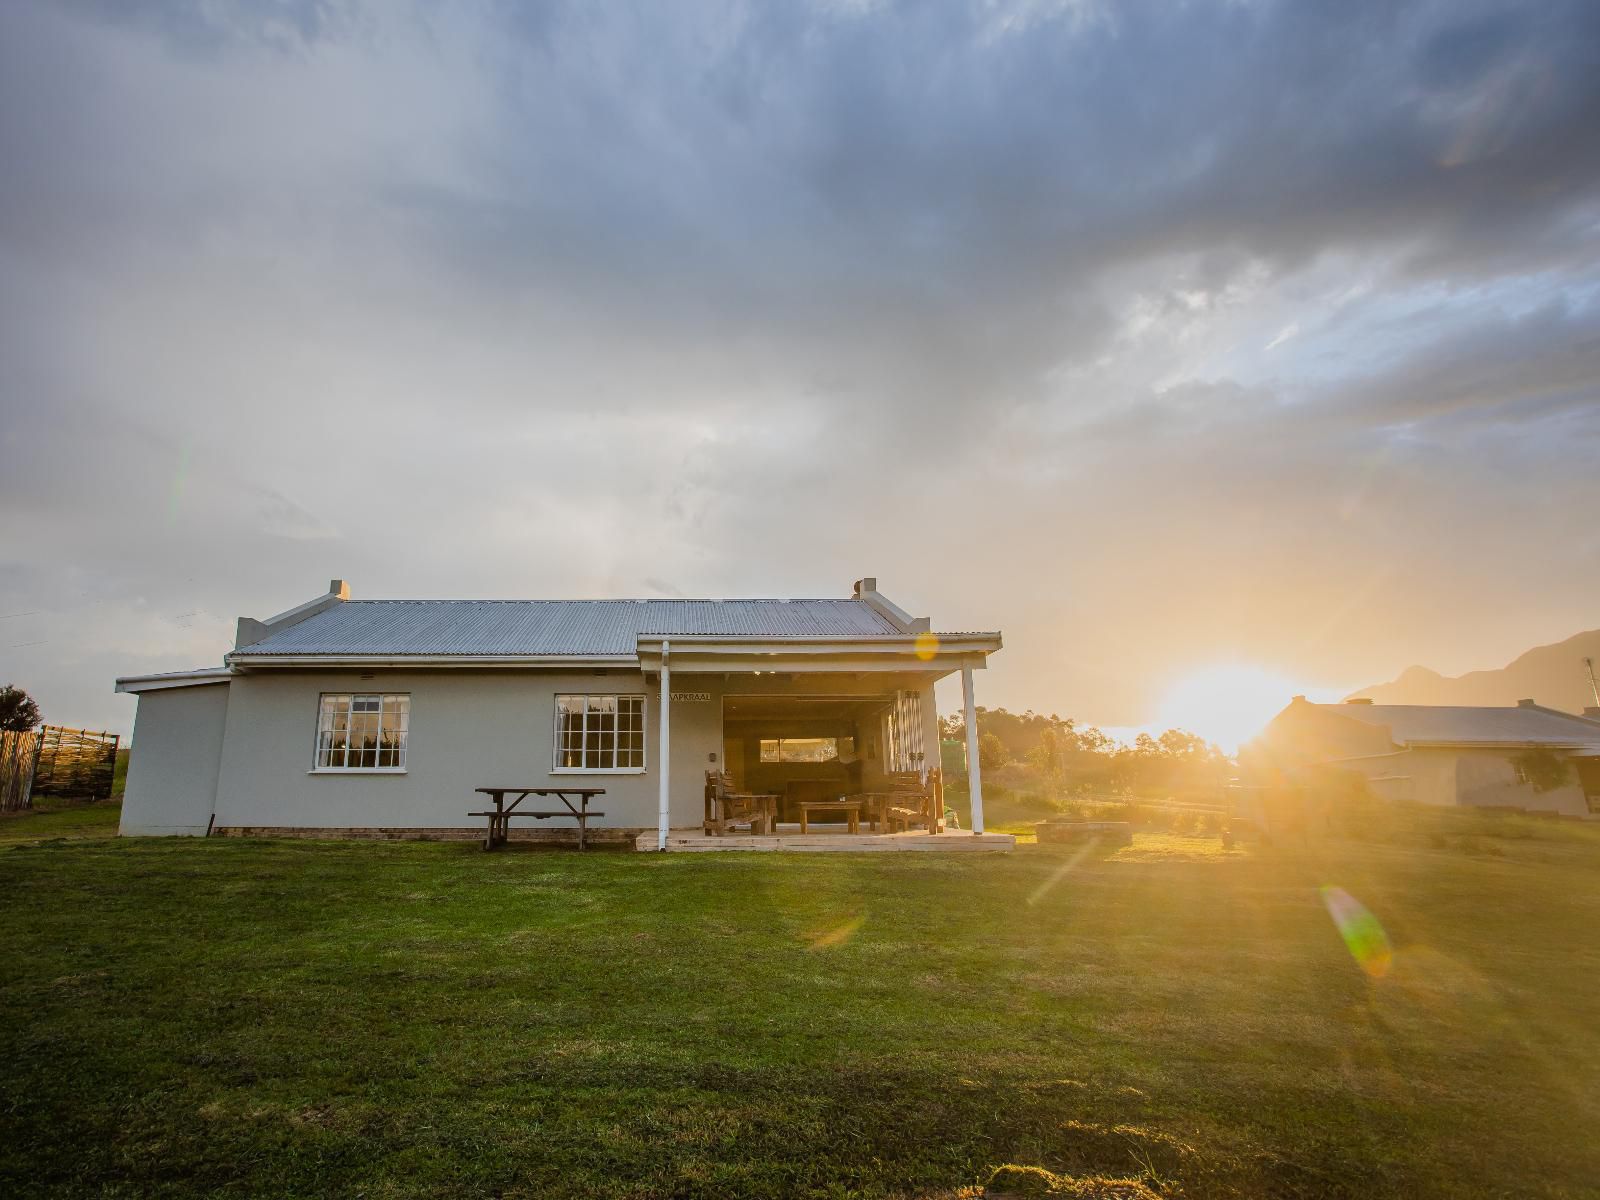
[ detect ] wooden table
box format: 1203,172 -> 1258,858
798,799 -> 861,835
470,787 -> 605,851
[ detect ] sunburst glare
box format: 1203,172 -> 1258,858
1156,664 -> 1337,752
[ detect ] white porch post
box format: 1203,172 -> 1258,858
657,641 -> 671,850
962,659 -> 984,834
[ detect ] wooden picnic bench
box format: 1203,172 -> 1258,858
470,787 -> 605,851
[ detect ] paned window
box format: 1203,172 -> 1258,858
758,736 -> 851,763
316,694 -> 409,770
555,694 -> 645,770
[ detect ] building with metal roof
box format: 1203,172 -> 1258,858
229,597 -> 908,659
114,578 -> 1010,849
1320,700 -> 1600,749
1252,696 -> 1600,819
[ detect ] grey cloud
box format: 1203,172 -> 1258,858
56,0 -> 363,53
1,0 -> 1598,733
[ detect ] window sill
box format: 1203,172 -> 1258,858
308,768 -> 408,776
549,768 -> 646,776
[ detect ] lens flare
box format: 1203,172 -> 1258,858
913,631 -> 940,661
1027,840 -> 1099,906
807,915 -> 865,950
1320,885 -> 1393,979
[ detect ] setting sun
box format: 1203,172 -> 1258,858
1156,664 -> 1326,752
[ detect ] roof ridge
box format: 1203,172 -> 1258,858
1322,701 -> 1572,710
348,597 -> 859,605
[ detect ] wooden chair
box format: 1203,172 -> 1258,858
704,771 -> 779,836
883,769 -> 945,834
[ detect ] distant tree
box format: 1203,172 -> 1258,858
1072,725 -> 1115,755
1511,747 -> 1570,793
956,706 -> 1078,762
978,731 -> 1010,771
1027,726 -> 1067,790
1157,729 -> 1209,759
1108,727 -> 1231,794
0,684 -> 41,732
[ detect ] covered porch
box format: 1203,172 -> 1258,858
637,623 -> 1007,852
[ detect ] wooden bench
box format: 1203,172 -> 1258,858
704,771 -> 780,836
472,787 -> 605,850
884,800 -> 923,833
857,768 -> 946,834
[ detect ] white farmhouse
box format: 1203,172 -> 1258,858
1254,696 -> 1600,818
115,578 -> 1004,848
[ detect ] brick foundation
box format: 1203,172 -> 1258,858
212,826 -> 650,845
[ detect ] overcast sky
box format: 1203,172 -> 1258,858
3,0 -> 1598,738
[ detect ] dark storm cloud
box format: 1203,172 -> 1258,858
1,0 -> 1598,731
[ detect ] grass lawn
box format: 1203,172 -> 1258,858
2,805 -> 1598,1198
0,798 -> 122,845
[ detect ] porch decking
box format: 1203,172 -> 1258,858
635,826 -> 1016,852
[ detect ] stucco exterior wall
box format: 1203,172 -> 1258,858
121,683 -> 231,835
1449,746 -> 1590,818
1389,747 -> 1456,807
205,668 -> 948,834
214,669 -> 705,831
1353,746 -> 1592,817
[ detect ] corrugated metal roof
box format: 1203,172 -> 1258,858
1318,703 -> 1600,747
234,598 -> 908,657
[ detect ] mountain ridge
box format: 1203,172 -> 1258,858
1349,628 -> 1600,712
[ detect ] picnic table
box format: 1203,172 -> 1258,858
470,787 -> 605,851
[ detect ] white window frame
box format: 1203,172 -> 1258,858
310,692 -> 410,774
551,693 -> 647,775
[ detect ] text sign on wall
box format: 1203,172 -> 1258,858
670,692 -> 712,703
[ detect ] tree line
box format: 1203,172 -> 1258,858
939,707 -> 1231,797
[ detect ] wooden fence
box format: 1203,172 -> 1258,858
30,726 -> 119,803
0,729 -> 39,812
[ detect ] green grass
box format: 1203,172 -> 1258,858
2,806 -> 1598,1198
0,798 -> 121,845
